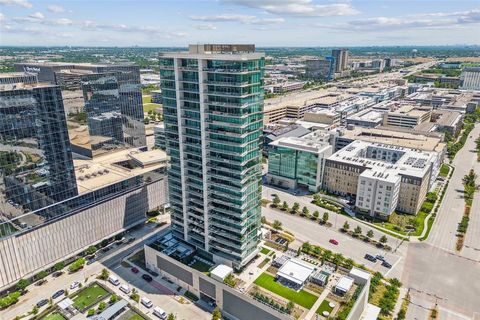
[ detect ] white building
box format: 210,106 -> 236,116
276,258 -> 315,290
460,67 -> 480,90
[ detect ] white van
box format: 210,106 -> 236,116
108,275 -> 120,286
119,284 -> 131,294
153,306 -> 167,319
141,297 -> 153,308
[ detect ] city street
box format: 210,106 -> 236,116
262,205 -> 406,278
427,124 -> 480,257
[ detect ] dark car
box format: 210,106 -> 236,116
142,274 -> 153,282
36,279 -> 47,286
52,271 -> 63,278
329,239 -> 339,245
131,267 -> 139,274
382,261 -> 392,268
101,247 -> 110,253
127,237 -> 136,244
36,299 -> 49,308
147,270 -> 159,277
364,254 -> 377,262
52,289 -> 65,299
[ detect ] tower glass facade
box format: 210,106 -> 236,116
0,84 -> 78,236
159,45 -> 265,268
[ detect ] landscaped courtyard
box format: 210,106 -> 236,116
72,282 -> 110,310
253,273 -> 318,309
42,312 -> 66,320
117,309 -> 147,320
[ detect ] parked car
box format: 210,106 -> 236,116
382,261 -> 392,268
153,306 -> 167,319
86,259 -> 95,265
127,237 -> 136,244
131,267 -> 139,274
329,239 -> 339,245
36,299 -> 49,308
70,281 -> 80,289
147,269 -> 159,277
142,274 -> 153,282
52,271 -> 63,278
375,254 -> 385,261
101,247 -> 110,253
141,297 -> 153,308
120,284 -> 131,294
36,279 -> 47,286
52,289 -> 65,299
364,254 -> 377,262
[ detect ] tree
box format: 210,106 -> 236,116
87,309 -> 95,316
272,195 -> 280,208
380,235 -> 388,245
367,230 -> 374,239
16,279 -> 30,292
109,294 -> 119,304
322,250 -> 333,263
272,220 -> 282,230
313,194 -> 321,203
281,201 -> 289,211
291,202 -> 300,214
54,262 -> 64,271
333,253 -> 345,267
86,245 -> 97,255
286,301 -> 295,313
261,216 -> 266,224
344,258 -> 354,269
301,241 -> 312,253
31,305 -> 39,315
212,307 -> 222,320
100,268 -> 110,280
342,221 -> 350,231
36,271 -> 48,280
312,210 -> 319,220
354,226 -> 362,236
167,314 -> 177,320
302,206 -> 310,218
389,278 -> 402,287
322,212 -> 329,224
98,301 -> 107,311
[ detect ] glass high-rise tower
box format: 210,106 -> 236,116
159,44 -> 265,269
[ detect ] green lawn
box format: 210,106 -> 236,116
72,283 -> 110,310
260,247 -> 272,255
42,313 -> 66,320
143,103 -> 162,113
253,273 -> 318,309
118,309 -> 147,320
439,164 -> 450,177
374,210 -> 428,237
142,95 -> 152,103
316,299 -> 334,315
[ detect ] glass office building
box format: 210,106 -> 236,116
0,82 -> 78,235
159,44 -> 265,269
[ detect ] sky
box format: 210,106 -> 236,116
0,0 -> 479,47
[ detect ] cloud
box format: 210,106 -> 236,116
0,12 -> 5,22
193,23 -> 217,30
0,0 -> 32,9
222,0 -> 359,17
189,14 -> 284,25
315,8 -> 480,32
47,4 -> 65,13
52,18 -> 73,25
80,20 -> 188,39
28,12 -> 45,20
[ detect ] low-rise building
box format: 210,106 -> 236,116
323,140 -> 440,218
460,67 -> 480,90
383,104 -> 432,128
267,131 -> 332,192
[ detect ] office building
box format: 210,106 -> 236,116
14,62 -> 146,157
267,131 -> 332,192
0,74 -> 168,290
159,44 -> 265,269
460,67 -> 480,90
153,123 -> 166,151
383,104 -> 432,128
332,49 -> 349,73
0,78 -> 78,215
305,57 -> 335,80
0,72 -> 38,85
323,141 -> 439,218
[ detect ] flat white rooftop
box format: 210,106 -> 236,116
211,264 -> 233,282
360,304 -> 381,320
336,276 -> 354,293
277,258 -> 315,286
